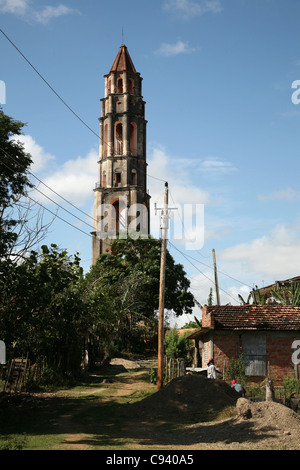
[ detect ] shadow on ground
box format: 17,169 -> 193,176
0,366 -> 292,450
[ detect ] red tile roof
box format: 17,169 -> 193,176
205,305 -> 300,331
109,44 -> 137,75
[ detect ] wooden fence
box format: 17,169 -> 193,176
164,356 -> 186,385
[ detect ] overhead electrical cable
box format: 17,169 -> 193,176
26,195 -> 94,239
0,28 -> 100,141
0,152 -> 95,239
0,28 -> 165,184
168,241 -> 240,304
168,188 -> 252,290
0,146 -> 97,227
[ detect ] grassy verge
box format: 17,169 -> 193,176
0,361 -> 158,450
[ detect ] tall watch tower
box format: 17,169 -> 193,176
92,45 -> 150,263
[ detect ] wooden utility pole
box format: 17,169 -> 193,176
212,249 -> 220,306
157,182 -> 169,391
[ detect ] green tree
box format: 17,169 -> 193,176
0,107 -> 33,258
109,238 -> 195,317
0,244 -> 89,372
83,238 -> 194,359
164,328 -> 189,359
270,282 -> 300,306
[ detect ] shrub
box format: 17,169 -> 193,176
226,355 -> 247,386
164,328 -> 188,360
283,376 -> 299,397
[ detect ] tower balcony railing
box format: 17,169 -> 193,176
102,148 -> 139,158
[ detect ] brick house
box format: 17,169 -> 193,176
187,305 -> 300,386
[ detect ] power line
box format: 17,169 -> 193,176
168,241 -> 240,304
168,189 -> 252,289
0,150 -> 95,239
0,28 -> 164,184
0,28 -> 100,141
0,146 -> 97,226
33,186 -> 94,230
26,195 -> 94,239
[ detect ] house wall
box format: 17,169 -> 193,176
201,330 -> 300,386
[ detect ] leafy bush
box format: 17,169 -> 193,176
226,355 -> 247,386
164,328 -> 189,360
0,434 -> 27,450
283,376 -> 299,397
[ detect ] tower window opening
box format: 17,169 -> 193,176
104,124 -> 108,158
107,79 -> 111,94
129,78 -> 134,94
117,78 -> 123,94
131,169 -> 137,185
115,169 -> 121,185
102,171 -> 106,188
115,122 -> 123,155
130,122 -> 137,156
111,198 -> 127,233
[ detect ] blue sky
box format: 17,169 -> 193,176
1,0 -> 300,326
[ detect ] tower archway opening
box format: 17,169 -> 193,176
115,122 -> 123,155
117,77 -> 123,94
130,122 -> 137,156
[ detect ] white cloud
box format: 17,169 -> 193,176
0,0 -> 29,15
148,145 -> 210,248
32,4 -> 78,24
16,134 -> 55,172
220,224 -> 300,281
0,0 -> 79,23
258,187 -> 300,201
164,0 -> 222,20
33,149 -> 98,207
155,40 -> 196,57
199,157 -> 237,174
279,110 -> 300,118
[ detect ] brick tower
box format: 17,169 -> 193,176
92,45 -> 150,263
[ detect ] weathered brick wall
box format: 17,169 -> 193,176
202,331 -> 300,386
267,336 -> 300,385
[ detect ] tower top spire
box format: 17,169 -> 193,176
109,44 -> 138,75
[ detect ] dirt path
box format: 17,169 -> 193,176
53,365 -> 151,450
52,359 -> 300,451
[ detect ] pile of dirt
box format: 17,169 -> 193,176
237,397 -> 300,431
129,374 -> 239,419
125,375 -> 300,449
109,358 -> 142,369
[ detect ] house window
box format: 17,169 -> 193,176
242,334 -> 266,376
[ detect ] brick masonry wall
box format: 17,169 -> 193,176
204,331 -> 300,386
